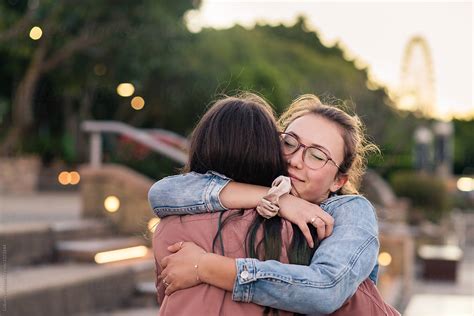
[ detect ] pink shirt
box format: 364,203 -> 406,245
153,209 -> 294,316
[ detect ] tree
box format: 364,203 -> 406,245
0,0 -> 198,156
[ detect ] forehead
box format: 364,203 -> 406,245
285,114 -> 345,160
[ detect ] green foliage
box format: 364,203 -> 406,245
453,118 -> 474,174
390,171 -> 451,223
139,21 -> 400,136
0,0 -> 198,156
1,2 -> 470,180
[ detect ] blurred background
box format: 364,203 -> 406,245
0,0 -> 472,315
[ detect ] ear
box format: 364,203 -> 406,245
330,174 -> 348,193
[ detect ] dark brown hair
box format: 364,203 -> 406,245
185,93 -> 286,186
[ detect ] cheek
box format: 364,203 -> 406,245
305,170 -> 334,194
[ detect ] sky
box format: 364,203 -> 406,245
185,0 -> 473,119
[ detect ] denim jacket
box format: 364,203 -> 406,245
148,171 -> 380,315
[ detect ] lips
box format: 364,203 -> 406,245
288,173 -> 304,182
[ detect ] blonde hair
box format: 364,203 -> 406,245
278,94 -> 379,195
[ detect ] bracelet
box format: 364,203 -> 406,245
256,176 -> 292,219
194,252 -> 207,282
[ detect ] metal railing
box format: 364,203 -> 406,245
81,120 -> 188,167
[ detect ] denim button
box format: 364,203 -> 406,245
240,270 -> 250,280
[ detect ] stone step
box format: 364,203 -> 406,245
6,260 -> 152,316
129,281 -> 158,308
51,218 -> 114,240
136,281 -> 157,295
102,261 -> 158,308
1,219 -> 115,266
1,222 -> 54,266
56,236 -> 149,263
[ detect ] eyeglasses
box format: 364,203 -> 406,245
280,133 -> 342,171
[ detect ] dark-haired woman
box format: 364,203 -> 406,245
154,93 -> 310,315
151,94 -> 400,315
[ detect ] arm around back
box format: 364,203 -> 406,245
148,171 -> 231,217
232,195 -> 379,314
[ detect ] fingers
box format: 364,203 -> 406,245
161,267 -> 175,295
317,212 -> 334,237
298,222 -> 314,248
162,275 -> 175,296
165,282 -> 178,296
167,241 -> 184,253
310,217 -> 326,241
160,266 -> 169,281
162,270 -> 181,296
161,253 -> 172,269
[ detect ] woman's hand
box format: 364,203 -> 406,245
279,194 -> 334,247
160,241 -> 207,296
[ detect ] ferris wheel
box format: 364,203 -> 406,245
397,36 -> 436,117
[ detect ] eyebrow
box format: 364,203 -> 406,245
286,131 -> 332,157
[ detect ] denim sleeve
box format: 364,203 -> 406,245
232,195 -> 380,315
148,171 -> 231,218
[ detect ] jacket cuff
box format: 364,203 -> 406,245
232,258 -> 258,303
204,171 -> 231,211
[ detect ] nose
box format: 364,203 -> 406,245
287,146 -> 304,169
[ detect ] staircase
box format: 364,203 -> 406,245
1,193 -> 159,316
0,121 -> 188,315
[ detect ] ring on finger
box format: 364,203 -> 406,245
310,217 -> 317,224
178,241 -> 184,249
163,279 -> 169,287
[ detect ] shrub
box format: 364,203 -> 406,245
390,171 -> 451,223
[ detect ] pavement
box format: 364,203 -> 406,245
402,214 -> 474,315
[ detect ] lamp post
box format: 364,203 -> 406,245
433,121 -> 454,179
414,126 -> 433,173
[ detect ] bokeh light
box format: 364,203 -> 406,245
378,252 -> 392,267
29,26 -> 43,40
116,83 -> 135,97
104,195 -> 120,213
58,171 -> 71,185
131,96 -> 145,110
457,177 -> 473,192
94,246 -> 148,264
69,171 -> 81,185
148,217 -> 161,233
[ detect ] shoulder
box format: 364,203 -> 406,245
321,195 -> 378,233
321,194 -> 372,209
321,195 -> 375,217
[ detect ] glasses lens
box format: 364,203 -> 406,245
305,147 -> 328,169
281,134 -> 299,154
